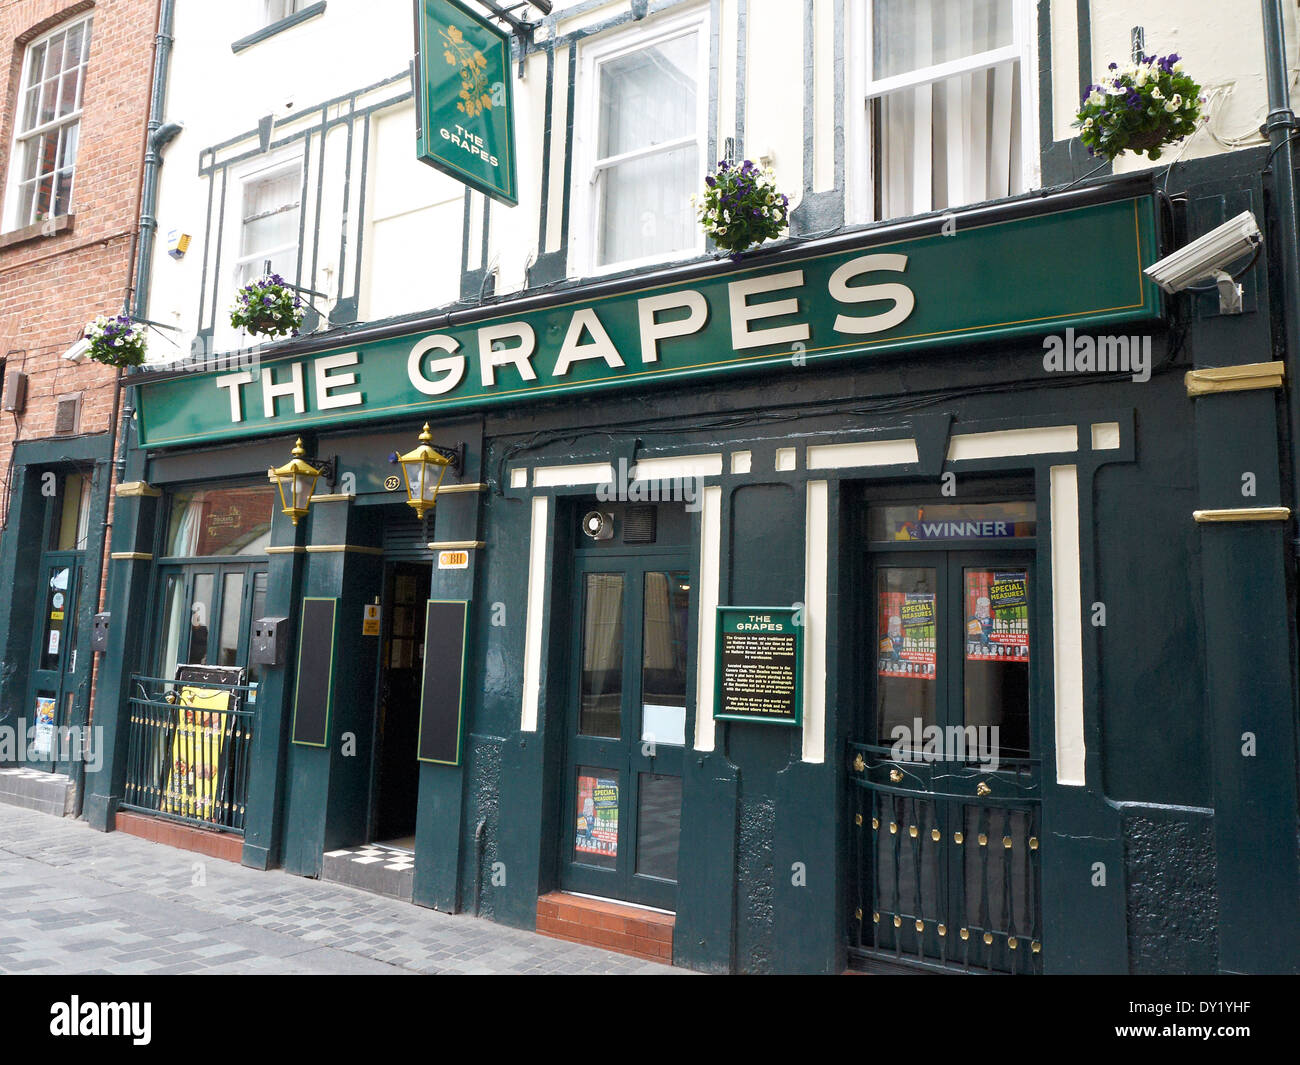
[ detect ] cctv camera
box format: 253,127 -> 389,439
62,337 -> 92,363
1144,211 -> 1261,293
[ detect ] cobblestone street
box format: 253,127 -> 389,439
0,807 -> 675,975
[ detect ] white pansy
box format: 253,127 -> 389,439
1173,60 -> 1184,73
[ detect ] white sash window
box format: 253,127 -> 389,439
864,0 -> 1034,220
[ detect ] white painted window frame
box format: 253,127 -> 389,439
3,14 -> 93,233
569,4 -> 710,279
845,0 -> 1040,224
217,152 -> 304,349
264,0 -> 303,26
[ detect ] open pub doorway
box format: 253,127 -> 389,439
369,560 -> 432,849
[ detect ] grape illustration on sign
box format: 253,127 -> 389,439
416,0 -> 518,206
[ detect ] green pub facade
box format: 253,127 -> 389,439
72,0 -> 1300,974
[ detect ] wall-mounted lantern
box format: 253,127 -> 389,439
398,423 -> 464,520
269,438 -> 334,525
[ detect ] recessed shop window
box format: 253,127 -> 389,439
574,10 -> 707,274
855,0 -> 1034,222
3,15 -> 92,232
163,485 -> 274,558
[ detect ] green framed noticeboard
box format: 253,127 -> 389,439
414,0 -> 518,206
291,597 -> 338,747
714,606 -> 803,726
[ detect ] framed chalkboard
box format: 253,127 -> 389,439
417,599 -> 469,765
291,597 -> 338,747
714,606 -> 803,726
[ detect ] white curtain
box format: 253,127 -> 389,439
875,0 -> 1020,218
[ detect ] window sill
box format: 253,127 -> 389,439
0,213 -> 74,250
232,2 -> 326,54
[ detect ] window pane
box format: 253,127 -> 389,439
877,59 -> 1020,218
22,85 -> 40,132
189,574 -> 214,664
869,501 -> 1035,542
598,144 -> 697,266
579,573 -> 624,738
636,773 -> 681,881
574,768 -> 619,868
872,0 -> 1013,80
54,473 -> 87,550
240,208 -> 299,258
641,570 -> 689,746
64,22 -> 86,70
963,568 -> 1030,758
42,32 -> 66,84
164,486 -> 275,557
598,33 -> 698,159
876,568 -> 938,748
159,575 -> 185,680
25,42 -> 46,92
217,572 -> 246,667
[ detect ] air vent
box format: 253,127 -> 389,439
623,506 -> 657,544
381,505 -> 429,560
54,394 -> 81,435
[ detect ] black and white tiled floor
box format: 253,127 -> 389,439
323,844 -> 416,873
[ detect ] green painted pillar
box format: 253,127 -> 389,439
240,504 -> 306,869
83,471 -> 161,832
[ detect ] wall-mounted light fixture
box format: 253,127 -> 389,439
269,438 -> 335,525
398,423 -> 464,520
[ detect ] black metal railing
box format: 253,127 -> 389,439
121,674 -> 256,834
848,740 -> 1043,974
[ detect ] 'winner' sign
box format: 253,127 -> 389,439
715,607 -> 802,726
414,0 -> 518,206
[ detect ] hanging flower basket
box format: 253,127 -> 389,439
1075,53 -> 1204,162
230,273 -> 305,338
84,314 -> 147,368
692,158 -> 790,260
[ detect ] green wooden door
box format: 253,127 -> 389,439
25,554 -> 84,773
561,547 -> 691,910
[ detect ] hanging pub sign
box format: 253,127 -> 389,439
715,606 -> 802,726
134,194 -> 1160,448
414,0 -> 518,206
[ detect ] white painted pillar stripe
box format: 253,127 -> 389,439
1049,465 -> 1085,785
520,494 -> 549,732
693,485 -> 723,751
802,480 -> 829,763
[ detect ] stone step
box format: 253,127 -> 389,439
0,767 -> 75,817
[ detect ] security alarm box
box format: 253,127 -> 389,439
2,371 -> 26,413
91,613 -> 110,653
251,617 -> 289,666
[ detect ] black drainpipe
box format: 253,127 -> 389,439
79,0 -> 178,815
1262,1 -> 1300,554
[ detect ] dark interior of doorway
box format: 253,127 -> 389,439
370,561 -> 432,846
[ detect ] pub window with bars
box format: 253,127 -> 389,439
582,20 -> 705,272
867,0 -> 1029,220
4,16 -> 92,231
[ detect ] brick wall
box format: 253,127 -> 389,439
0,0 -> 158,724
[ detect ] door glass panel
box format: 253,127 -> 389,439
158,574 -> 185,679
188,574 -> 214,665
246,571 -> 269,688
635,772 -> 681,881
875,568 -> 938,749
217,572 -> 245,667
963,568 -> 1030,758
574,768 -> 620,868
38,566 -> 71,671
641,570 -> 689,747
54,473 -> 90,550
580,573 -> 624,738
869,502 -> 1036,542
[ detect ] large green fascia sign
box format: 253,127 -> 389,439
135,195 -> 1161,449
414,0 -> 518,206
